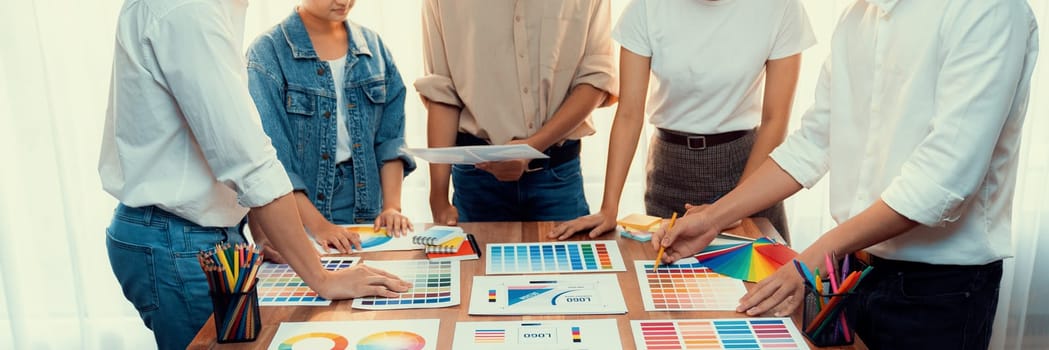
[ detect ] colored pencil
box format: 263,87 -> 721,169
653,212 -> 678,272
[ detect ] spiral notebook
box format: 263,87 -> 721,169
413,226 -> 467,245
426,234 -> 481,262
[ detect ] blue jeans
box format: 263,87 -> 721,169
328,160 -> 378,225
451,157 -> 589,222
848,256 -> 1003,350
106,204 -> 246,350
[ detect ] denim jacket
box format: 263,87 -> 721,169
246,12 -> 415,223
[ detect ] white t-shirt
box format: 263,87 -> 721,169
328,56 -> 353,163
613,0 -> 816,134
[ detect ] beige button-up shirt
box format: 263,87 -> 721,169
415,0 -> 618,146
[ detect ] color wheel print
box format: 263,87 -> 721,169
278,332 -> 349,350
356,331 -> 426,350
346,226 -> 391,248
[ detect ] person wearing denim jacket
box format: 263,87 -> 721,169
246,1 -> 416,255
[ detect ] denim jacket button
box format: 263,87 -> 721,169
316,67 -> 325,76
346,103 -> 356,109
321,153 -> 330,160
317,193 -> 326,200
355,219 -> 364,223
353,143 -> 361,149
323,111 -> 331,118
357,183 -> 365,188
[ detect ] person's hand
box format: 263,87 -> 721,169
651,212 -> 720,263
311,222 -> 362,254
549,210 -> 617,240
475,159 -> 528,181
375,208 -> 413,237
736,263 -> 805,317
684,203 -> 741,228
430,200 -> 458,226
314,264 -> 412,299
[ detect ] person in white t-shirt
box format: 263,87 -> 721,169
551,0 -> 815,241
654,1 -> 1038,348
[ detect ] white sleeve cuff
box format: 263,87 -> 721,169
881,171 -> 965,227
236,158 -> 293,208
769,138 -> 827,189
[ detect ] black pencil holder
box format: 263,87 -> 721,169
802,284 -> 855,347
210,279 -> 261,343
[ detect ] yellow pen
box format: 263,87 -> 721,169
653,212 -> 678,272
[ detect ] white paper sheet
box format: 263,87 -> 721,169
468,274 -> 627,315
453,319 -> 623,350
404,144 -> 548,164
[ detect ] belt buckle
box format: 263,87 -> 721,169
687,135 -> 707,150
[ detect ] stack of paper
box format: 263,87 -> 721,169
616,213 -> 662,242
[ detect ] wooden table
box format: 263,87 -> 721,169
189,218 -> 864,349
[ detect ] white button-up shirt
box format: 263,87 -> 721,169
99,0 -> 292,227
771,0 -> 1039,265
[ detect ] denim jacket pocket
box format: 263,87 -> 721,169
363,80 -> 387,104
285,87 -> 315,116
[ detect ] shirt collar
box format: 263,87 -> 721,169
865,0 -> 900,15
280,10 -> 372,60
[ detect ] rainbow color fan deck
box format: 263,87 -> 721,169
695,237 -> 798,282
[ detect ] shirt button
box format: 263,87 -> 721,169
528,122 -> 534,128
346,103 -> 356,109
515,15 -> 521,22
316,67 -> 325,76
323,111 -> 331,118
321,153 -> 330,160
317,193 -> 326,200
522,87 -> 529,94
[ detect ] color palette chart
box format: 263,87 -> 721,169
352,260 -> 460,310
631,318 -> 809,350
268,319 -> 439,350
486,240 -> 626,274
635,260 -> 747,311
453,319 -> 623,349
257,257 -> 359,306
469,274 -> 627,315
696,237 -> 797,282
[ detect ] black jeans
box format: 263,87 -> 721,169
849,255 -> 1003,350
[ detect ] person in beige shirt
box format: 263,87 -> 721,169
415,0 -> 618,224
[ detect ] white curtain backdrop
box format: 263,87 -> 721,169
0,1 -> 1045,348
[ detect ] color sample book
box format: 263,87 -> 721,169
339,225 -> 424,253
351,260 -> 460,310
268,319 -> 439,350
486,240 -> 626,274
257,257 -> 359,306
632,318 -> 809,350
696,237 -> 797,282
453,319 -> 623,350
469,273 -> 627,315
635,259 -> 747,311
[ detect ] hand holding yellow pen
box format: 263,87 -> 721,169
653,212 -> 678,272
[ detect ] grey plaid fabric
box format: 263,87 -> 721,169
643,129 -> 790,242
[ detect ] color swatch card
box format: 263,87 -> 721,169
269,319 -> 439,350
351,260 -> 460,310
257,257 -> 360,306
635,259 -> 747,311
335,225 -> 424,253
453,319 -> 623,350
469,274 -> 627,315
696,237 -> 797,282
632,318 -> 809,350
486,241 -> 626,274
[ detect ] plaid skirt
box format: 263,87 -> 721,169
644,129 -> 790,241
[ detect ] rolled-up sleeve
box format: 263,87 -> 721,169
414,0 -> 462,107
770,57 -> 833,188
573,0 -> 618,106
151,3 -> 291,207
880,2 -> 1030,226
375,45 -> 417,176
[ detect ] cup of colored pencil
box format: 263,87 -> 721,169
796,253 -> 871,347
198,243 -> 264,343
